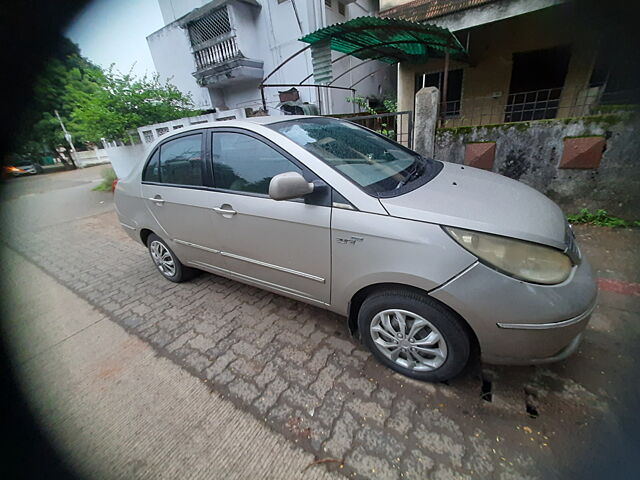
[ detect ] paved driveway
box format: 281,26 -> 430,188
2,169 -> 639,479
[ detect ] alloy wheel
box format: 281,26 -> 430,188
370,309 -> 448,371
150,240 -> 176,277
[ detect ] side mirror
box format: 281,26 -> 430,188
269,171 -> 314,201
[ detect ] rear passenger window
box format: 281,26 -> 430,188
159,134 -> 203,186
142,150 -> 160,182
212,132 -> 302,195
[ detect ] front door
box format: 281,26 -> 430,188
207,129 -> 331,304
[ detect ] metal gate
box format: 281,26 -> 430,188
333,111 -> 413,149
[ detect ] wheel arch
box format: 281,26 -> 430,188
347,282 -> 480,358
140,228 -> 154,246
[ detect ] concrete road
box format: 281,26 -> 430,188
0,166 -> 114,232
1,168 -> 639,479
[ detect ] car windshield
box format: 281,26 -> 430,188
270,118 -> 440,196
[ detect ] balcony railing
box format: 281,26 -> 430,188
193,36 -> 240,71
439,87 -> 640,128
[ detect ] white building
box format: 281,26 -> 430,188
147,0 -> 396,115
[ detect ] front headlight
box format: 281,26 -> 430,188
444,227 -> 573,285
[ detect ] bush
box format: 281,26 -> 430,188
93,166 -> 117,191
567,208 -> 640,228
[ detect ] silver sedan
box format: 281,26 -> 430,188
115,116 -> 597,382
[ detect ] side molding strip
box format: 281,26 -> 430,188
497,299 -> 597,330
220,251 -> 326,283
174,239 -> 325,283
173,239 -> 220,254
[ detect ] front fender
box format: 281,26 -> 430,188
329,208 -> 477,316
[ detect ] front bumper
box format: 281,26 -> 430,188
430,255 -> 598,364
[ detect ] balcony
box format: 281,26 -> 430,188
192,35 -> 263,88
186,4 -> 263,88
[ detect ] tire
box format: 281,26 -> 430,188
358,289 -> 471,382
146,233 -> 197,283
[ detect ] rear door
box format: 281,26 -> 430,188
140,130 -> 224,268
207,129 -> 332,304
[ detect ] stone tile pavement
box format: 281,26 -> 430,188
3,211 -> 638,479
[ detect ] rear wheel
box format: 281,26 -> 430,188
358,289 -> 471,382
146,233 -> 196,283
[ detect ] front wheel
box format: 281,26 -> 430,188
358,289 -> 471,382
146,233 -> 197,283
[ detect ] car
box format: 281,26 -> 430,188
4,159 -> 44,176
114,116 -> 597,382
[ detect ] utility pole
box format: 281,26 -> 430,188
55,110 -> 77,152
54,109 -> 77,168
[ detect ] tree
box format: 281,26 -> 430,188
67,68 -> 200,144
14,37 -> 101,157
14,37 -> 201,157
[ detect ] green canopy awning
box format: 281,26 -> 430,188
299,16 -> 467,64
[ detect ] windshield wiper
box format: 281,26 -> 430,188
395,157 -> 426,189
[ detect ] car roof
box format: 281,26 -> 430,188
143,115 -> 328,151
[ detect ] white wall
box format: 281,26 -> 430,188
158,0 -> 209,24
147,21 -> 213,109
136,109 -> 249,146
71,149 -> 110,168
106,144 -> 148,179
149,0 -> 394,115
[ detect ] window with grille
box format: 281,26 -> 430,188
187,7 -> 231,48
338,2 -> 345,15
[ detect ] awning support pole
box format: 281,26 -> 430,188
441,50 -> 449,125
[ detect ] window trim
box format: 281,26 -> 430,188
141,129 -> 212,189
208,127 -> 333,207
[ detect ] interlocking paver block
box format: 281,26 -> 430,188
346,446 -> 398,480
205,351 -> 236,380
323,410 -> 356,458
4,210 -> 608,480
253,377 -> 288,415
228,378 -> 260,403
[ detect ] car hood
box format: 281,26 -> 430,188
379,162 -> 567,249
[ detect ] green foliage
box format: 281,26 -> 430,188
567,208 -> 640,228
14,37 -> 201,157
346,95 -> 397,114
346,95 -> 397,139
346,95 -> 376,115
14,38 -> 100,158
383,98 -> 398,113
68,67 -> 201,143
92,166 -> 117,191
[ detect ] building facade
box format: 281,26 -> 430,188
381,0 -> 640,218
147,0 -> 396,115
382,0 -> 637,127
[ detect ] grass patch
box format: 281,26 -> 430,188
567,208 -> 640,228
93,166 -> 117,192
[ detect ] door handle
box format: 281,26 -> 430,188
213,206 -> 237,216
147,196 -> 165,205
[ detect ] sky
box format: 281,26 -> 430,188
65,0 -> 164,78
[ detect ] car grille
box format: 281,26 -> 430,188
564,223 -> 581,264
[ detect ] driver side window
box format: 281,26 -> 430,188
212,132 -> 302,195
